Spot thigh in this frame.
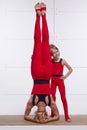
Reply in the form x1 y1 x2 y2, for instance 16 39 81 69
58 80 66 97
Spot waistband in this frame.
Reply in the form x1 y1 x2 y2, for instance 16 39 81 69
52 74 62 77
34 79 49 84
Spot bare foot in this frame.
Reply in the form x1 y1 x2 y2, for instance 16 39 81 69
66 117 72 122
41 2 46 16
35 3 41 16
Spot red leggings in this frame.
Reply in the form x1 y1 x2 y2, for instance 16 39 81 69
31 15 52 94
51 77 69 120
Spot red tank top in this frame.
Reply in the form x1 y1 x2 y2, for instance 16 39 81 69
52 58 64 75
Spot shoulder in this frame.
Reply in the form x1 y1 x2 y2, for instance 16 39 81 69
60 58 66 65
59 58 63 63
59 58 65 64
62 59 71 66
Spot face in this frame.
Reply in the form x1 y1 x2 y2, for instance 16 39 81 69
51 48 60 60
37 102 46 112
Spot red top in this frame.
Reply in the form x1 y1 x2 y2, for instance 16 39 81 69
52 58 64 75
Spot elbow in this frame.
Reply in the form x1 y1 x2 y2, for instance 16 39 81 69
70 68 73 73
57 115 60 120
24 115 29 121
54 115 60 121
54 114 60 120
24 115 27 120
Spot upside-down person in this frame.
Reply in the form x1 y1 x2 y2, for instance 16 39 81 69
24 3 59 123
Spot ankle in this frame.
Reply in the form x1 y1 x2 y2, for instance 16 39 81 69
35 3 41 16
41 3 46 16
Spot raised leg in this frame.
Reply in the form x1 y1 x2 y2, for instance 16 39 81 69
41 4 52 79
31 13 42 79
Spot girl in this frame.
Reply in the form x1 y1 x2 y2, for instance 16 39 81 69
50 44 73 122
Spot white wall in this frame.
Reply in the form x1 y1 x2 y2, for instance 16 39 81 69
0 0 87 115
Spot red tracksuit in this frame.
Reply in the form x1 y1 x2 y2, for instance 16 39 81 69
31 14 52 94
51 58 69 120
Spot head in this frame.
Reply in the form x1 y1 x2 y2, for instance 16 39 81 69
34 102 48 122
34 110 48 122
50 44 60 61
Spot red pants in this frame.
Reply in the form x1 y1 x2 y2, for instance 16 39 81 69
51 77 69 120
31 15 52 94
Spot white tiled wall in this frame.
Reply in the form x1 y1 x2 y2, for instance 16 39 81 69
0 0 87 115
55 0 87 115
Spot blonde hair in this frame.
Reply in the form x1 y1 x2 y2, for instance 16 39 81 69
50 44 59 51
34 111 48 121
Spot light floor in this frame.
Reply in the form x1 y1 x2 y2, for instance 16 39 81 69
0 115 87 125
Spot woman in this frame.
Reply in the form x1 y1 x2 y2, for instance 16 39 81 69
24 3 59 123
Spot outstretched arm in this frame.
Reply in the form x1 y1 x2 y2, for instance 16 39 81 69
60 59 73 80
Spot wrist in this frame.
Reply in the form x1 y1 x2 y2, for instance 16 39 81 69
64 75 67 79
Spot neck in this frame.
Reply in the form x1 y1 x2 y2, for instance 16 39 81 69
54 57 60 62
